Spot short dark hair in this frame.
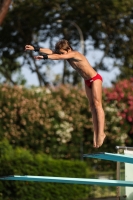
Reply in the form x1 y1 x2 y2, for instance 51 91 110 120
54 39 73 53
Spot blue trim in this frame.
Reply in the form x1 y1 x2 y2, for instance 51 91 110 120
83 152 133 163
0 175 133 187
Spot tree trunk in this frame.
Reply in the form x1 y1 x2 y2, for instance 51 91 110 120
0 0 11 25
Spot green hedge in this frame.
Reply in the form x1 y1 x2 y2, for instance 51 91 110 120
0 140 89 200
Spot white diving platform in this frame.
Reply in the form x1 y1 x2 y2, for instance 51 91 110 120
83 152 133 164
0 175 133 187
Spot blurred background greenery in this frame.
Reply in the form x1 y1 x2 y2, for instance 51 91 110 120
0 0 133 199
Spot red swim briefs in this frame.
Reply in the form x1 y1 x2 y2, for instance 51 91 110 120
85 73 103 88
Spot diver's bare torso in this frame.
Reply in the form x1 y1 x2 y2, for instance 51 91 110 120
67 52 97 80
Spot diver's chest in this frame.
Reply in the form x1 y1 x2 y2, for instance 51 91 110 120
68 59 78 69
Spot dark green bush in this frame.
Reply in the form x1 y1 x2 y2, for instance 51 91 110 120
0 140 89 200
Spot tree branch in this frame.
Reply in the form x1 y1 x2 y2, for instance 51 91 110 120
0 0 11 25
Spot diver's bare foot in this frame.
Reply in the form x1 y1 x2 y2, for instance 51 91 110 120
96 134 106 148
93 132 97 148
93 141 96 148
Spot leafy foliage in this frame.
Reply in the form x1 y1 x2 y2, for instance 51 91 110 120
104 78 133 146
0 84 92 158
